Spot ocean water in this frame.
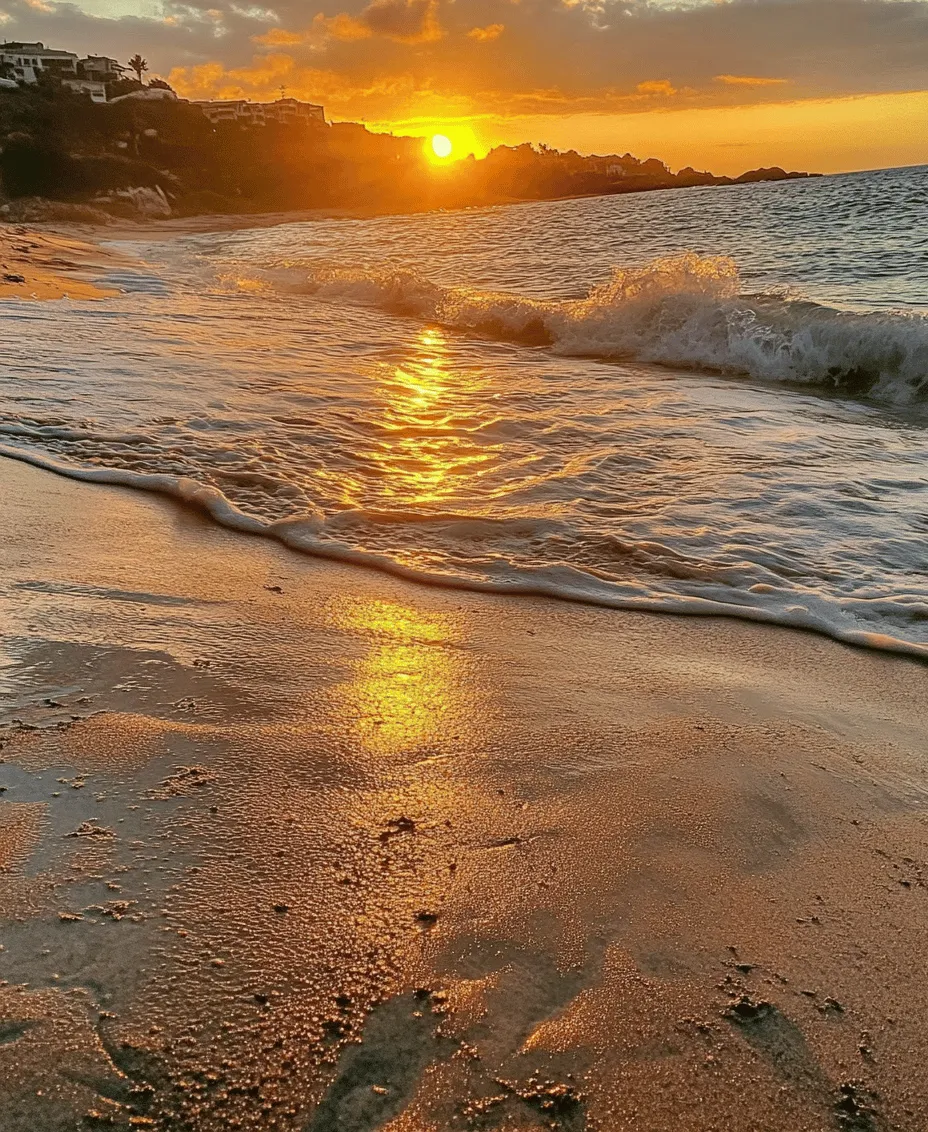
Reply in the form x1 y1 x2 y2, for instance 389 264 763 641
2 164 928 657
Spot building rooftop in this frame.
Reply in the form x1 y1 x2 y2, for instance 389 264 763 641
1 41 78 57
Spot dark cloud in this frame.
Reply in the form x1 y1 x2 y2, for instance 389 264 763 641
360 0 441 42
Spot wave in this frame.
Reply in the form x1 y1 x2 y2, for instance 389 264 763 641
3 440 926 663
274 253 928 404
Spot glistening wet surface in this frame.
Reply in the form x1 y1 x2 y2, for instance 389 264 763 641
2 167 928 657
2 463 928 1130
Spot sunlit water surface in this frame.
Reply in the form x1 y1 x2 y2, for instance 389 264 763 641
2 165 927 656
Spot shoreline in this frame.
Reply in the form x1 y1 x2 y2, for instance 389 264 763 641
3 440 926 666
0 222 124 300
2 168 833 245
2 456 928 1129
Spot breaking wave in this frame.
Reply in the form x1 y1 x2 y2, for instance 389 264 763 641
277 253 928 404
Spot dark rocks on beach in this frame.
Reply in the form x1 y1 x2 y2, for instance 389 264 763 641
380 815 416 842
2 273 26 283
67 820 115 839
464 1073 586 1129
820 997 846 1016
321 1017 351 1039
834 1082 882 1131
726 994 773 1024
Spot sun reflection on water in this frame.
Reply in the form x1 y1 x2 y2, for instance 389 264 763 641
342 327 500 511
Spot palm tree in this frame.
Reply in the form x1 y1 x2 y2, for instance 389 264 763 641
127 54 148 84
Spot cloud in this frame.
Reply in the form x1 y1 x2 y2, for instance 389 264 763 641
253 26 305 44
468 22 504 41
312 11 373 40
359 0 442 42
257 0 443 47
636 79 676 95
715 73 788 86
1 0 927 125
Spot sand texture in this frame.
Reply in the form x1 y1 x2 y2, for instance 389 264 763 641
1 456 927 1131
0 225 118 300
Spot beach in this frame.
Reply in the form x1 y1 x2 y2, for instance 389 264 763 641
2 171 928 1130
0 224 122 301
2 454 928 1130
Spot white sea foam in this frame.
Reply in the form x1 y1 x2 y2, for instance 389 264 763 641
287 254 928 404
3 440 927 662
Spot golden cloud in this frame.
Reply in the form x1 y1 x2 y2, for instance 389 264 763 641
313 11 374 40
265 0 443 48
468 23 505 41
636 79 676 96
168 53 439 115
253 27 306 45
714 74 788 86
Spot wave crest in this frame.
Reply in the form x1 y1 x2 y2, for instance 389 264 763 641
279 253 928 404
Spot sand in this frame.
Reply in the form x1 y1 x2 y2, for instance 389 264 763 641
0 224 120 300
1 456 928 1131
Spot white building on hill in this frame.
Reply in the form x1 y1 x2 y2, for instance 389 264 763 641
0 42 124 97
79 55 123 81
193 97 325 126
62 79 108 103
1 42 78 83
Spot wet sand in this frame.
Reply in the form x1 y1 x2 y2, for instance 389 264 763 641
0 225 120 300
1 455 928 1131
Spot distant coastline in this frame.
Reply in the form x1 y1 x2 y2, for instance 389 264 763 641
0 76 819 225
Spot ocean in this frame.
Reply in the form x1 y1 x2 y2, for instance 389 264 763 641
2 164 927 657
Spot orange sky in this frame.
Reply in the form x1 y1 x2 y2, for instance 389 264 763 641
6 0 928 174
347 90 928 175
166 56 928 175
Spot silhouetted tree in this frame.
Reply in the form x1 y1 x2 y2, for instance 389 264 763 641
127 55 148 84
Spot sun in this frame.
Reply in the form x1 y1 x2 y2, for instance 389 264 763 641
431 134 453 160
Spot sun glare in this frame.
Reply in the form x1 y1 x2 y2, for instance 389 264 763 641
431 134 453 159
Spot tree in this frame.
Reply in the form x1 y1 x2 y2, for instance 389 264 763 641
127 55 148 84
148 78 174 91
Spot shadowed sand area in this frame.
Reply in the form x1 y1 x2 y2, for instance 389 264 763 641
1 455 928 1131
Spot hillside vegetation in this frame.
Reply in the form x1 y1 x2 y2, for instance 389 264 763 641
0 81 817 219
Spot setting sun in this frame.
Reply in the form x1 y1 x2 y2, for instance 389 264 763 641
430 134 453 160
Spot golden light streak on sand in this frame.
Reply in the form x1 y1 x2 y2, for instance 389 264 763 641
333 595 467 757
3 459 928 1128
